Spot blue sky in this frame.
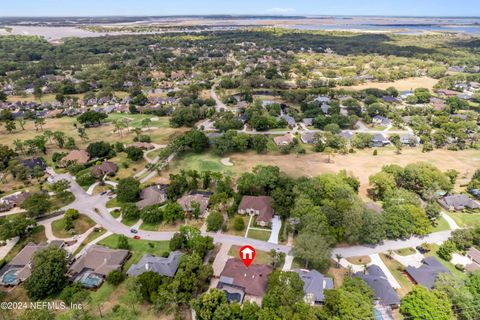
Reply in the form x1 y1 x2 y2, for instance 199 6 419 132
2 0 480 17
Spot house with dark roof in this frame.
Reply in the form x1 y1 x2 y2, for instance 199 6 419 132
302 118 313 126
136 184 168 209
372 134 390 147
300 132 319 144
294 269 333 305
355 265 400 308
91 161 118 178
217 258 272 304
127 251 182 277
372 116 392 127
238 196 274 227
19 158 46 171
400 133 420 146
438 194 480 211
338 131 353 141
466 247 480 272
177 191 211 217
405 257 450 289
0 192 30 212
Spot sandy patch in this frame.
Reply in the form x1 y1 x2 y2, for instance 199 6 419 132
150 117 159 121
221 157 234 166
339 77 438 91
450 253 472 266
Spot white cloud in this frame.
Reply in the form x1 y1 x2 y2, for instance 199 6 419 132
266 7 295 14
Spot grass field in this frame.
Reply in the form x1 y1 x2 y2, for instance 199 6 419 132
106 113 170 128
433 216 451 232
346 255 371 265
228 245 282 268
97 234 170 270
140 219 204 232
224 215 249 237
448 211 480 227
247 229 271 241
165 149 480 198
51 214 96 238
379 253 414 297
395 247 416 256
338 76 438 91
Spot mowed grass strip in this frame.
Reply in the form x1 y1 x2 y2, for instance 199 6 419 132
51 214 96 238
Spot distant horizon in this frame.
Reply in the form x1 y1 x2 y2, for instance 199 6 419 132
3 0 480 18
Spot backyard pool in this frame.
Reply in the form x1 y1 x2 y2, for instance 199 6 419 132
1 268 19 285
78 271 103 288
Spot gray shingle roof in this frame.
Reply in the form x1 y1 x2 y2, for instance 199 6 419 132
405 256 450 289
127 251 182 277
294 269 333 303
355 265 400 307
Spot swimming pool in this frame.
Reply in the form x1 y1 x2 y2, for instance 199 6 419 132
78 272 103 288
1 268 19 285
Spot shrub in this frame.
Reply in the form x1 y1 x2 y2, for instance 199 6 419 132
207 211 224 231
75 172 95 186
232 215 245 231
106 270 126 285
437 240 457 261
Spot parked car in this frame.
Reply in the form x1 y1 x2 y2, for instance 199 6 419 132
100 191 107 196
130 228 138 234
133 235 141 240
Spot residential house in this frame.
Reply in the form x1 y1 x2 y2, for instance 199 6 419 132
127 251 182 277
276 114 296 127
383 96 401 104
372 116 392 127
405 257 450 289
400 133 420 146
436 89 459 97
338 131 353 141
273 134 294 146
294 269 333 305
0 242 50 286
238 196 274 227
320 103 331 114
136 184 169 209
466 247 480 272
355 265 400 308
176 191 211 217
45 109 64 118
438 194 480 211
314 95 330 104
302 118 313 126
68 245 129 288
372 134 390 147
217 258 273 304
430 97 446 111
60 150 90 167
0 191 30 212
300 132 319 144
19 158 46 172
91 161 118 178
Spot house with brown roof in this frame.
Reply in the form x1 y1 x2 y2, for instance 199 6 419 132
238 196 274 227
273 134 294 146
217 258 272 304
0 191 30 212
0 242 50 286
136 184 169 209
177 191 211 217
68 245 129 288
91 161 118 178
60 150 90 167
466 247 480 272
45 109 64 118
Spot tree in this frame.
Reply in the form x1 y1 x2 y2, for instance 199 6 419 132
50 179 71 201
5 120 16 133
53 131 66 148
77 111 107 127
163 202 185 223
140 205 163 224
438 240 457 261
77 127 89 143
369 171 396 200
125 146 144 161
121 203 140 221
87 141 114 158
106 270 126 286
24 246 68 300
0 215 35 241
34 118 45 131
206 211 224 231
192 288 229 320
292 231 331 270
0 144 16 170
141 118 152 131
117 235 130 250
21 193 51 217
116 177 140 203
400 286 454 320
232 215 245 231
250 134 269 153
263 271 305 310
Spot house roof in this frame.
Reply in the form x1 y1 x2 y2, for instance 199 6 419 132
405 256 450 289
136 185 168 209
300 132 318 144
91 161 118 178
69 245 129 277
238 196 274 224
273 134 294 146
127 251 182 277
177 192 211 215
9 242 49 267
20 158 46 171
355 265 400 306
61 150 90 165
220 258 272 297
294 269 333 303
439 194 480 210
467 247 480 264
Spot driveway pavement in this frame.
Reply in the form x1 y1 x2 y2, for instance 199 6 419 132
392 249 424 268
369 253 401 289
268 216 281 244
212 243 232 277
441 212 460 230
0 237 19 260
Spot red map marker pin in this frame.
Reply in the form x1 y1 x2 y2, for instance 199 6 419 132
239 245 256 268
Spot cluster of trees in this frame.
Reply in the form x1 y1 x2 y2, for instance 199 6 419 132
244 103 289 131
211 130 269 156
438 227 480 262
0 214 35 241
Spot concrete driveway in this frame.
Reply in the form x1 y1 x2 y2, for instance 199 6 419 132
393 249 424 268
0 237 19 260
268 216 281 244
369 253 401 289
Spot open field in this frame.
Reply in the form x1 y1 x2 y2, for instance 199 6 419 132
338 76 438 91
448 211 480 228
165 149 480 198
51 214 96 238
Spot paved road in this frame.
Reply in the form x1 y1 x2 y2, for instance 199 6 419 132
211 82 227 112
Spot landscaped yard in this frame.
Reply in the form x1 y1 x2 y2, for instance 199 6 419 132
395 247 417 256
73 227 108 256
379 253 414 297
224 215 249 237
51 214 96 238
425 244 466 280
346 255 371 265
139 219 203 232
106 113 170 128
97 234 170 270
228 245 282 269
168 152 236 176
247 229 271 241
448 211 480 227
433 216 451 232
3 226 47 263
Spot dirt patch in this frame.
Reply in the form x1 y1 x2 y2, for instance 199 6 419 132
220 157 234 166
339 76 438 91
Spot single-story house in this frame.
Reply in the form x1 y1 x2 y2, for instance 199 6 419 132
302 118 313 126
19 158 46 171
294 269 333 305
372 116 392 127
400 133 420 145
372 134 390 147
465 247 480 272
273 134 294 146
91 161 118 178
301 132 319 144
314 95 330 104
355 265 400 308
438 194 480 211
45 109 64 118
338 131 353 141
0 191 30 212
405 256 450 290
217 258 273 304
128 142 155 150
127 251 182 277
0 242 50 286
383 96 401 104
276 114 296 127
68 245 129 288
60 150 90 167
238 195 274 227
436 89 459 97
176 191 211 217
136 184 169 209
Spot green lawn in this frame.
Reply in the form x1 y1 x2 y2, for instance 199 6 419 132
73 227 108 256
121 217 139 227
447 211 480 228
224 215 249 237
106 113 170 128
169 152 236 176
379 253 413 297
51 214 96 238
106 198 120 208
432 216 451 232
97 234 170 270
395 247 416 256
228 245 282 268
426 244 466 280
247 229 271 241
